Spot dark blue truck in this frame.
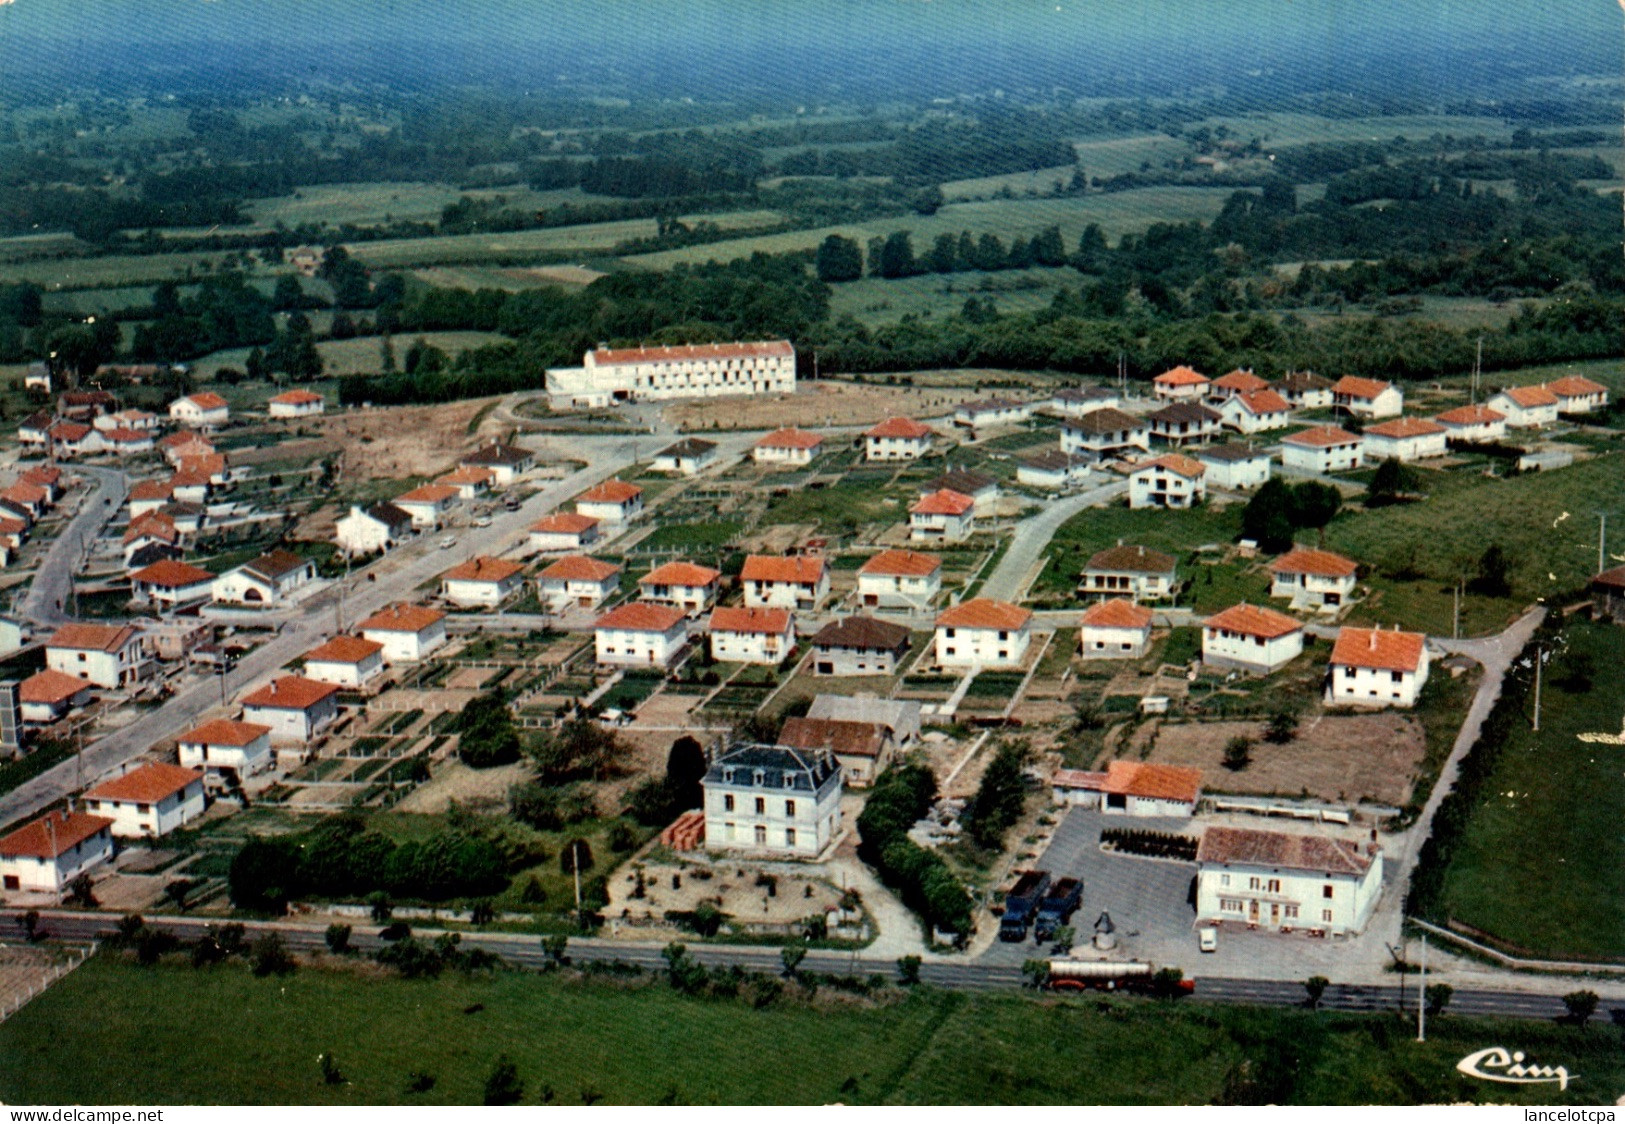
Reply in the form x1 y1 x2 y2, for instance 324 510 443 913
1033 876 1083 943
998 870 1052 942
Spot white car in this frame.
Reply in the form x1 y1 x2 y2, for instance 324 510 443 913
1198 926 1217 953
472 514 492 527
439 535 457 549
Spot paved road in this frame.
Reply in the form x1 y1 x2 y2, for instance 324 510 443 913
19 465 128 629
977 478 1127 603
11 908 1619 1020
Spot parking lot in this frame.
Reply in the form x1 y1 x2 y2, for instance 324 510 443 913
978 807 1388 983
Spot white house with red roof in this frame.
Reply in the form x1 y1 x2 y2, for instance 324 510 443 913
1196 825 1382 935
1128 454 1207 510
1433 405 1507 443
546 340 795 407
537 556 621 610
709 606 795 665
302 635 387 690
752 427 825 466
594 602 689 668
575 480 644 523
639 561 722 614
908 488 975 542
1207 369 1271 402
242 676 341 743
1051 760 1203 818
0 809 115 895
1332 376 1403 419
434 465 496 501
1546 375 1608 416
359 604 448 663
394 484 459 530
130 559 216 608
1151 365 1210 402
84 762 206 839
1218 389 1293 434
1077 598 1154 658
18 669 94 724
1362 416 1448 463
1328 625 1430 708
177 718 274 779
529 512 601 553
168 391 230 429
857 549 942 610
1281 425 1364 474
440 556 525 608
1268 547 1359 609
1486 384 1560 428
268 389 325 418
1201 603 1304 674
47 623 147 689
935 599 1032 669
742 555 830 610
864 417 934 461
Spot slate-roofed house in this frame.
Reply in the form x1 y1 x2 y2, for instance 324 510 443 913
1060 407 1150 459
211 549 317 606
459 441 534 485
1148 402 1222 447
335 502 414 557
702 744 843 857
1196 443 1272 490
653 438 720 476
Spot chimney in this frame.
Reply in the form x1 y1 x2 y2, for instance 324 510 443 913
270 680 278 696
1369 631 1377 651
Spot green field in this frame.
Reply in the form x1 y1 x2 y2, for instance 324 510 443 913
625 188 1236 270
187 331 510 380
1039 502 1244 601
244 183 595 229
830 267 1080 326
2 955 1621 1106
0 248 259 290
348 209 783 269
1434 619 1625 959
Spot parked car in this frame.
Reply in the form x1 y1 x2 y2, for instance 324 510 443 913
1198 926 1217 953
439 534 457 549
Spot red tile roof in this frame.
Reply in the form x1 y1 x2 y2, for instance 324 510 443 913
595 602 688 632
242 675 340 711
396 484 459 505
1204 603 1302 639
304 635 385 665
180 718 272 747
86 762 202 804
122 512 178 546
436 466 496 487
1104 760 1202 803
1366 416 1446 439
709 606 792 634
532 512 599 535
1233 389 1291 415
1212 370 1270 394
1546 375 1607 397
539 556 621 583
50 422 92 442
910 488 976 517
755 427 825 450
1330 626 1426 672
271 389 323 405
1434 405 1505 426
441 556 524 583
1269 548 1358 578
1079 598 1153 630
865 416 933 440
1333 375 1393 400
0 810 113 860
1134 454 1206 479
778 716 890 759
177 453 228 479
1283 425 1361 448
20 465 61 486
1499 384 1558 408
1197 825 1373 875
641 561 721 587
1154 365 1209 387
130 559 214 588
129 480 174 502
2 483 46 506
1594 565 1625 590
49 623 139 653
936 598 1032 630
19 669 93 706
577 480 643 504
183 392 229 410
742 555 826 585
859 549 943 578
592 340 793 365
359 603 447 633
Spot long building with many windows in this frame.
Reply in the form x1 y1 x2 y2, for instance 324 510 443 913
546 341 795 407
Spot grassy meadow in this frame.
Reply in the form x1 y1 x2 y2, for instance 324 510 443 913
1 955 1622 1106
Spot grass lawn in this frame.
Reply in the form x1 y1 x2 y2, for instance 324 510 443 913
1434 619 1625 960
3 956 1622 1106
1037 502 1243 602
188 331 511 380
760 479 912 535
638 521 742 551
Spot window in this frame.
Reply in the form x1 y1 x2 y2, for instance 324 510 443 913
1220 874 1230 887
1322 909 1334 923
1323 884 1334 899
1391 671 1404 684
754 825 767 845
785 828 797 846
785 800 796 817
754 797 765 815
1266 879 1281 894
1220 898 1243 913
1284 904 1299 920
1247 876 1261 891
723 794 734 812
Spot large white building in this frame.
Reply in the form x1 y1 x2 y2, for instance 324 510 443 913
546 341 795 407
83 763 207 839
1196 825 1383 936
1328 626 1430 708
702 744 843 858
935 599 1032 669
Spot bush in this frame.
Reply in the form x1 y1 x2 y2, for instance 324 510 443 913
963 741 1030 851
858 761 973 936
325 923 352 954
250 933 296 977
484 1055 525 1106
1223 736 1253 771
1100 827 1199 860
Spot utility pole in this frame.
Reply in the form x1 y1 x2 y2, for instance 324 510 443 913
1470 337 1482 405
1532 644 1544 732
1452 581 1460 641
1599 511 1607 576
1417 932 1427 1042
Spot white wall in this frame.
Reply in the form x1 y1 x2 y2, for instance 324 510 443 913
1197 852 1383 935
936 625 1030 669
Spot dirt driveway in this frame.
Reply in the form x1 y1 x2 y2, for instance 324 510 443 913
666 382 987 431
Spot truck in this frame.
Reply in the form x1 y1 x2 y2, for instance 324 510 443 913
998 870 1051 942
1045 959 1195 996
1032 876 1083 944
